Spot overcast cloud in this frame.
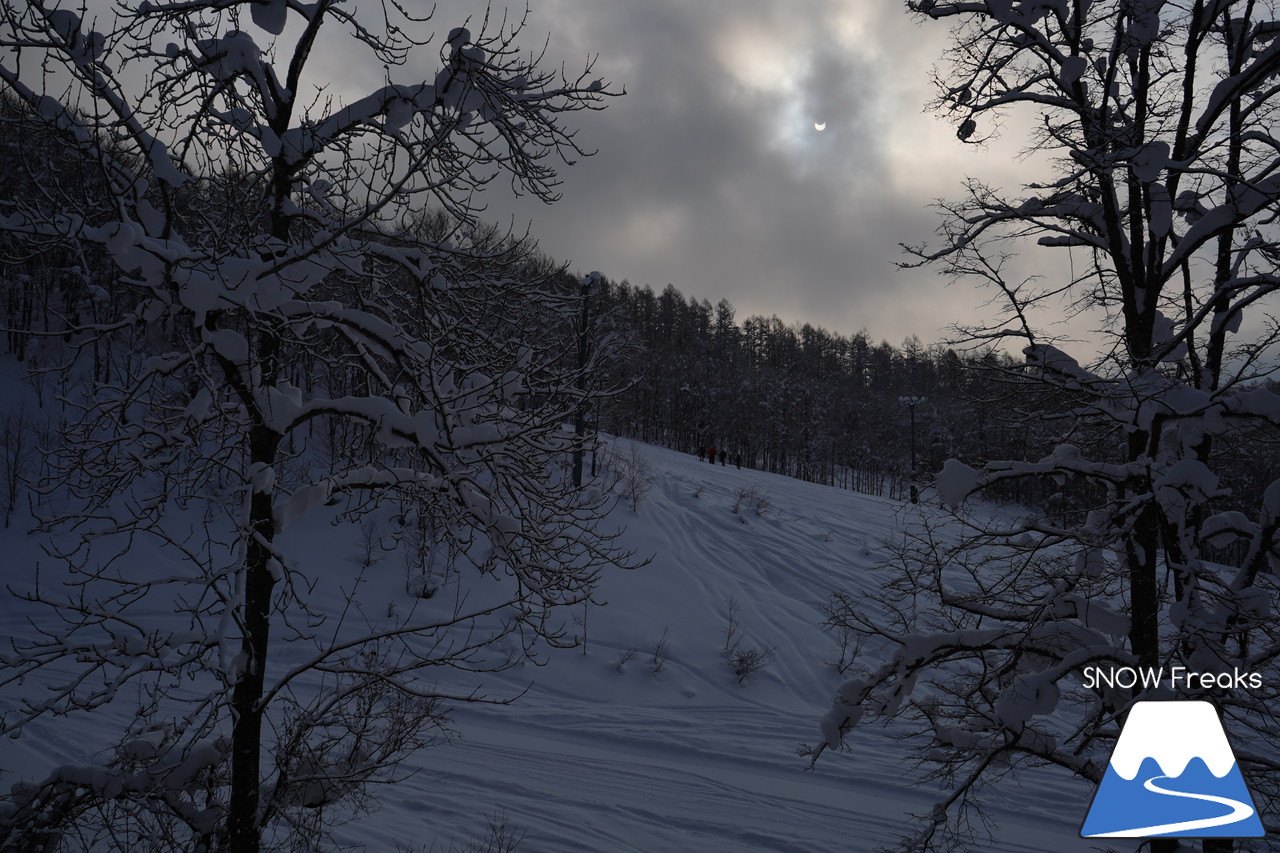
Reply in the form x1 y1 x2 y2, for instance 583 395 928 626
335 1 1044 348
423 0 1032 348
60 0 1060 349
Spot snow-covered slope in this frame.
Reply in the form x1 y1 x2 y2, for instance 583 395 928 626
0 434 1100 851
325 437 1097 852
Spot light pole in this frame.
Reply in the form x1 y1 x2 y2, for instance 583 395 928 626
898 395 926 503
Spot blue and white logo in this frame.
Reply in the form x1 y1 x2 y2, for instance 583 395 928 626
1081 701 1264 839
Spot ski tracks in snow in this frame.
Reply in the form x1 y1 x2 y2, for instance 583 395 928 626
390 713 900 853
354 703 1088 853
347 442 1095 852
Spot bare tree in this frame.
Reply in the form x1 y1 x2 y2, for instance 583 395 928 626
607 442 654 511
0 403 41 527
817 2 1280 851
0 3 627 851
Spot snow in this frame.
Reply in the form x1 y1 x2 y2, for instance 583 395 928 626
0 428 1098 852
994 673 1060 731
937 457 981 505
819 678 866 749
988 0 1016 24
1023 342 1099 390
1127 0 1165 46
1154 458 1223 515
1058 55 1087 87
249 0 289 36
1201 511 1255 546
194 31 266 85
204 327 250 364
1122 142 1170 184
1151 310 1187 361
1148 183 1172 238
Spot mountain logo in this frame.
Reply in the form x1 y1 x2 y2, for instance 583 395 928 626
1080 700 1265 839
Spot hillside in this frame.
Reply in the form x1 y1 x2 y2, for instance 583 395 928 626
0 433 1092 853
333 437 1099 851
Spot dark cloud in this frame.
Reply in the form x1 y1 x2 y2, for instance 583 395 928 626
409 2 997 345
66 0 1052 350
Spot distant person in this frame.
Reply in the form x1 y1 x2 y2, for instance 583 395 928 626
698 446 706 462
720 448 727 466
708 447 716 465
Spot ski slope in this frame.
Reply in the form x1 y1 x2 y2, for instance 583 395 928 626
0 434 1101 851
326 438 1098 852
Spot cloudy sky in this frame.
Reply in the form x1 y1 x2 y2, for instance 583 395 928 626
338 1 1046 348
62 0 1075 351
443 0 1049 349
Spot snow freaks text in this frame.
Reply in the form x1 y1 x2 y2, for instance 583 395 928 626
1081 666 1264 691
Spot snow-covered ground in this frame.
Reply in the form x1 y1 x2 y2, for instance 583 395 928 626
330 438 1098 851
1 433 1103 851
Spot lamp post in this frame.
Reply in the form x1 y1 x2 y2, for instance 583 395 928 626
898 395 926 503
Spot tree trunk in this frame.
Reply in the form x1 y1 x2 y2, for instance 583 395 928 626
1127 431 1162 670
226 422 281 853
